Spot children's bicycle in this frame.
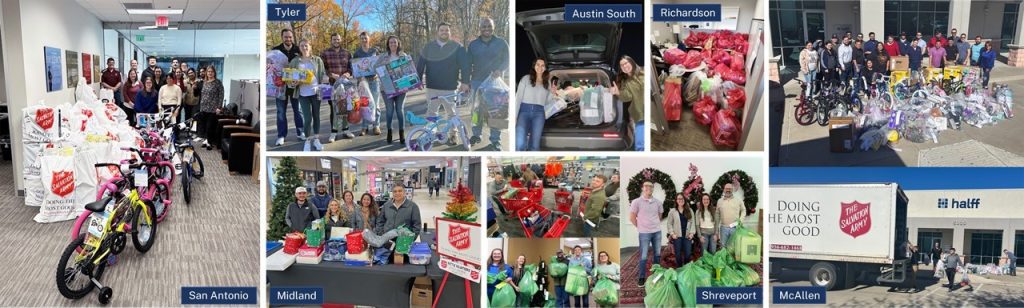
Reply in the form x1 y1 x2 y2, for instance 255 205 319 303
172 114 205 205
405 92 471 151
57 162 158 305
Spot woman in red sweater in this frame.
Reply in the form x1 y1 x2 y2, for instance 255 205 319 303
883 35 902 56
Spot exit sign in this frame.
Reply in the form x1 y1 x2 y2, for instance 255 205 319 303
135 35 144 42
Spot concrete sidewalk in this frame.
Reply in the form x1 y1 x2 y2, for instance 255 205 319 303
775 62 1024 166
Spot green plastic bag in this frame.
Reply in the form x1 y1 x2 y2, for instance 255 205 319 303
644 265 683 307
490 282 516 308
550 256 568 278
714 263 744 287
732 263 761 286
593 277 619 306
676 262 714 308
708 248 735 280
518 264 540 297
488 270 508 285
727 221 763 264
565 265 590 296
394 225 416 254
543 299 557 307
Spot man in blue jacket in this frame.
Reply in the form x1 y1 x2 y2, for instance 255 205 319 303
418 22 470 118
467 18 509 151
908 39 924 73
898 32 913 56
309 181 331 217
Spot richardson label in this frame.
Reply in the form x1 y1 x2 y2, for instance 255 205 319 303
52 170 75 197
839 201 871 238
448 224 470 250
36 109 55 129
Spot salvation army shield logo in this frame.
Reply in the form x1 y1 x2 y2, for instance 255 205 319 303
448 225 471 250
839 201 871 238
470 269 480 281
51 170 75 198
36 109 54 129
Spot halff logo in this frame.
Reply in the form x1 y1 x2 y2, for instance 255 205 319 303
937 198 980 209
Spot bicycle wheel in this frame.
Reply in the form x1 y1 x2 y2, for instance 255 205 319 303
456 122 471 151
794 101 815 126
190 150 205 179
154 183 171 222
131 202 157 253
815 97 830 126
182 165 192 206
405 127 435 151
56 234 104 299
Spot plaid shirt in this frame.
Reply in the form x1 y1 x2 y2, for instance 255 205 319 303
320 47 352 84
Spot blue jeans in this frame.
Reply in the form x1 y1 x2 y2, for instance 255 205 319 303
298 95 321 137
515 104 545 151
471 80 503 147
635 121 645 151
982 67 992 87
673 236 692 267
367 78 382 129
804 70 817 97
720 226 737 250
382 93 406 132
276 96 304 138
573 294 589 308
582 221 593 237
840 62 854 82
702 232 717 254
638 231 662 280
555 285 569 307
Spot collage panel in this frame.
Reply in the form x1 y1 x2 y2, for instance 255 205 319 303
264 155 482 307
514 0 645 152
0 0 262 306
767 0 1024 167
265 0 511 152
650 0 768 151
620 155 765 306
486 156 621 238
487 237 623 307
769 167 1024 306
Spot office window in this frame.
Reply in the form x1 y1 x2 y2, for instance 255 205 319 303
882 1 950 37
1016 232 1024 266
769 0 826 68
970 231 1003 265
917 231 943 263
1002 3 1020 50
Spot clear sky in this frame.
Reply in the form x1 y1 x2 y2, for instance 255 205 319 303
770 168 1024 190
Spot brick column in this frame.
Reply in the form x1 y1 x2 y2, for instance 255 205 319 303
1009 44 1024 67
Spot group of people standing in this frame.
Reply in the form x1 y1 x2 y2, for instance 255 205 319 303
104 56 225 147
272 17 508 151
799 28 1000 97
628 182 746 287
488 246 620 308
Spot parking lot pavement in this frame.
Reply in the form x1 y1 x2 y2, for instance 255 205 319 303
774 62 1024 167
770 266 1024 307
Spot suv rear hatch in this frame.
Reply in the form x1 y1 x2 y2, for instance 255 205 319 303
517 8 628 150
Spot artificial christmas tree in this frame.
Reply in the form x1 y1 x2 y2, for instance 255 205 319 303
442 181 478 222
268 156 304 241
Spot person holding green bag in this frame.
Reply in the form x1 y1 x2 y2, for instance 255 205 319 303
510 255 532 306
568 245 593 307
593 251 620 307
488 249 517 298
551 250 570 307
715 184 747 250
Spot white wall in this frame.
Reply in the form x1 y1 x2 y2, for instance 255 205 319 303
619 156 764 248
222 53 260 101
825 1 859 38
650 0 759 43
3 0 104 191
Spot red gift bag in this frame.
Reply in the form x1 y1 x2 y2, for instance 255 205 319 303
284 232 305 254
711 109 741 149
662 78 683 121
726 87 746 110
346 230 365 254
693 95 718 126
663 48 688 66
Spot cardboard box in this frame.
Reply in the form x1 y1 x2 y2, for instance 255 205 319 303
828 117 855 153
395 254 406 264
410 276 433 307
891 56 909 71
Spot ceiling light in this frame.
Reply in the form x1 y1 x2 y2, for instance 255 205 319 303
127 9 183 15
139 25 158 30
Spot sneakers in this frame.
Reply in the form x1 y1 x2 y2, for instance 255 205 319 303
328 133 337 142
343 132 356 139
373 127 382 135
298 133 307 141
469 136 481 145
360 128 368 136
312 139 323 151
637 279 644 287
275 137 284 146
303 140 312 151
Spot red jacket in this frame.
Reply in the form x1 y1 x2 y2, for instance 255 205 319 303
929 37 948 49
883 42 902 57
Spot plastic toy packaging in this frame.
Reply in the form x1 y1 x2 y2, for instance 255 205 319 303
668 64 688 77
684 71 707 104
711 109 741 149
357 80 377 123
663 78 683 121
475 75 510 127
322 240 346 261
858 128 887 151
643 265 683 307
693 96 717 126
995 84 1014 118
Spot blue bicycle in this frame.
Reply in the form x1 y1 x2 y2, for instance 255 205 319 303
405 92 471 151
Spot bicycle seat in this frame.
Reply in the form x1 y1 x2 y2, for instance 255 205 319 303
426 116 442 122
86 196 113 212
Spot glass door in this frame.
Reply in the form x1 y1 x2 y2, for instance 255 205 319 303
804 11 826 46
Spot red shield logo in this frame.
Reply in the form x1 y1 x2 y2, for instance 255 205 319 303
448 225 471 250
36 109 54 129
470 269 480 281
51 170 75 198
839 201 871 238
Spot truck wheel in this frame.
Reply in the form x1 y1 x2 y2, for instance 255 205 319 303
809 262 839 290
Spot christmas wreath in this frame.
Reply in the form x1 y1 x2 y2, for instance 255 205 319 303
709 170 759 214
627 168 677 219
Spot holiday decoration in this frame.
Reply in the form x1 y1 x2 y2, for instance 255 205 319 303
680 163 706 211
443 183 478 222
709 170 759 214
627 168 677 219
268 157 303 241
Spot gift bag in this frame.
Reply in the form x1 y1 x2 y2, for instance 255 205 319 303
663 48 688 65
711 109 741 149
580 87 604 125
593 277 619 306
676 262 714 308
357 80 377 123
36 149 83 223
732 263 761 286
684 71 707 104
477 76 510 128
663 78 683 121
98 88 114 102
490 282 516 308
693 96 718 126
727 221 762 264
518 264 540 298
726 87 746 110
549 256 568 278
644 265 683 307
565 265 590 296
346 230 366 254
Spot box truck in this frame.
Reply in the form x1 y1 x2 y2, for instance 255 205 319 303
769 183 909 290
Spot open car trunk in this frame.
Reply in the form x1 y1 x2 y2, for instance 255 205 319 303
544 68 619 131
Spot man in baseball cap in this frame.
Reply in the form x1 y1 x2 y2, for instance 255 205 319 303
286 186 320 232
